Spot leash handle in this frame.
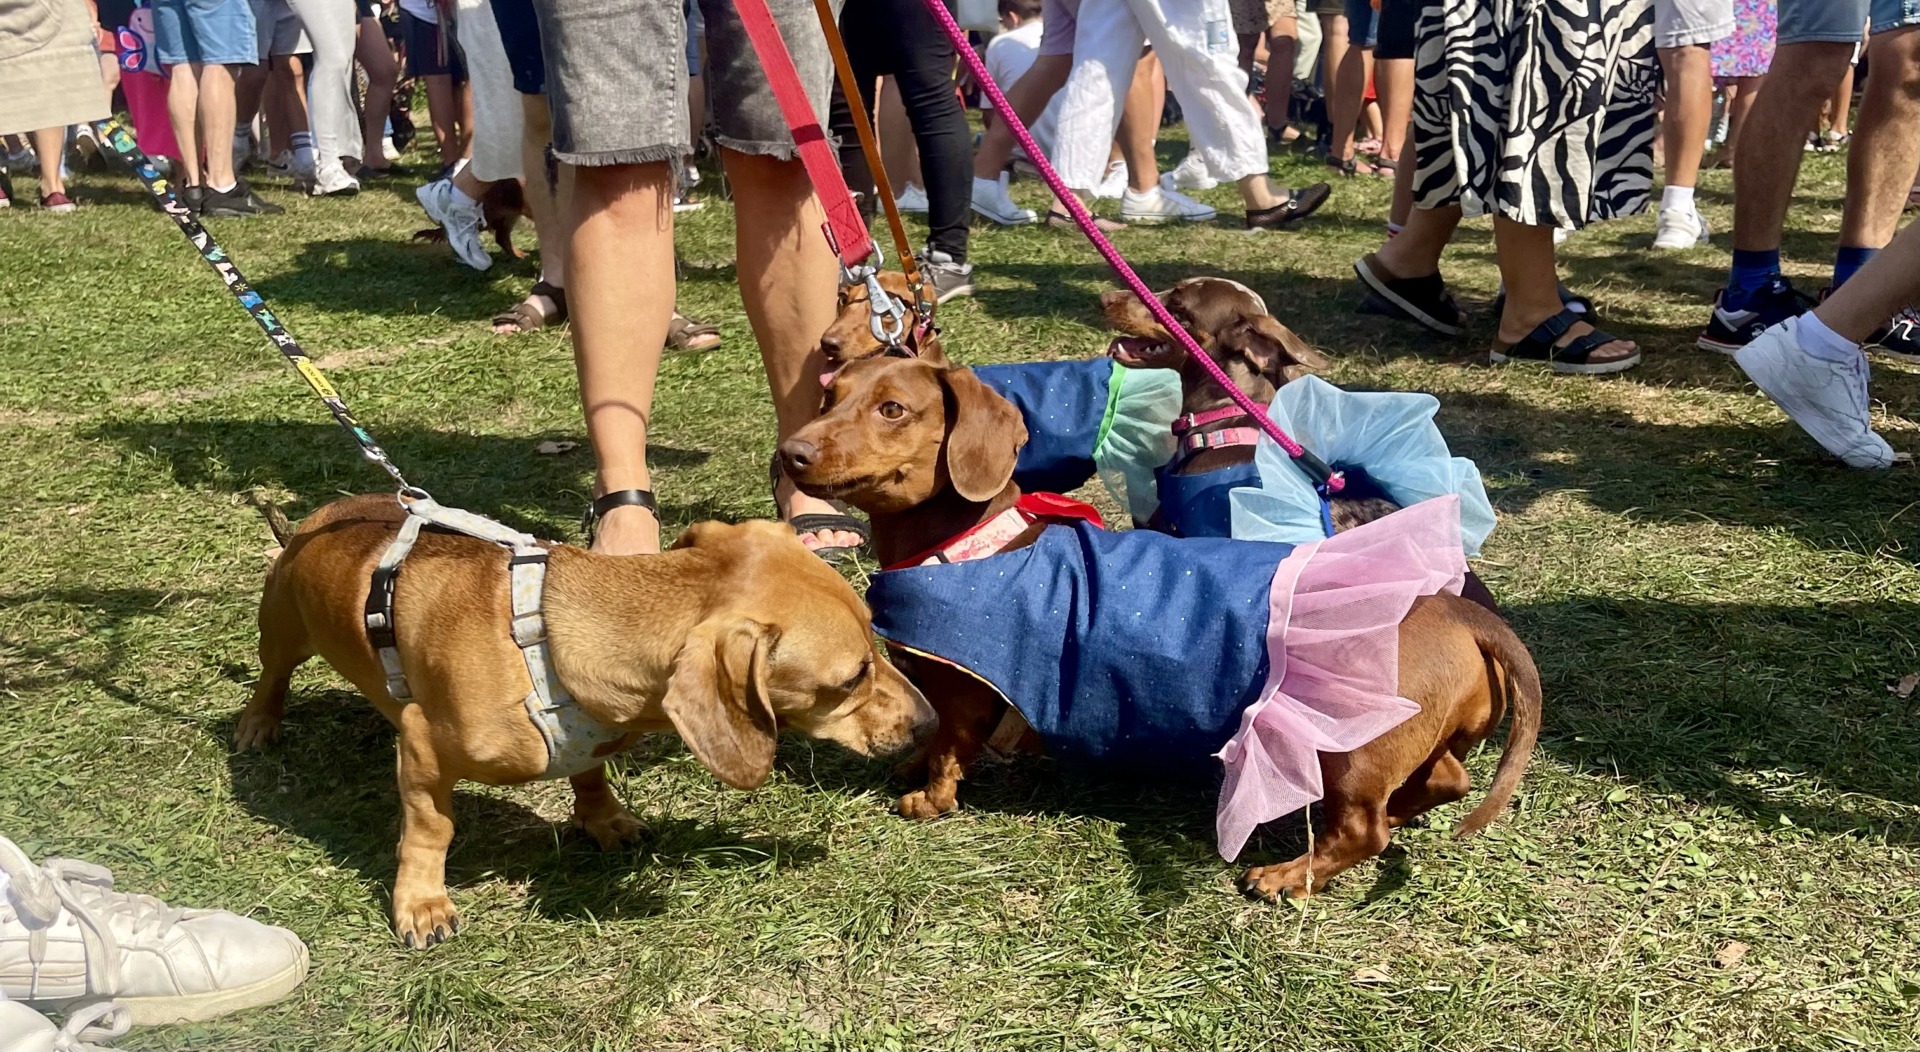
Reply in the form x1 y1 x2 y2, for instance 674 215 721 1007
732 0 874 270
808 0 934 326
90 118 415 494
913 0 1343 494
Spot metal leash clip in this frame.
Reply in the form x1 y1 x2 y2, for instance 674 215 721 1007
825 223 910 350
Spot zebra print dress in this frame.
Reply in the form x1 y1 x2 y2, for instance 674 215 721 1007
1409 0 1658 229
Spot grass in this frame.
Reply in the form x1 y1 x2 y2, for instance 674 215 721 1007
1 130 1916 1050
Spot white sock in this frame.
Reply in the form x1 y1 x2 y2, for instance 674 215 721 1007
1796 311 1864 364
208 180 237 193
290 132 314 170
1661 184 1695 214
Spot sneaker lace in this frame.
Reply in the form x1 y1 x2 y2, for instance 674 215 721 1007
43 860 188 940
55 1001 131 1051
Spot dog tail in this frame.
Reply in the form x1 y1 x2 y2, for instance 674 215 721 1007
1452 600 1542 839
249 491 296 546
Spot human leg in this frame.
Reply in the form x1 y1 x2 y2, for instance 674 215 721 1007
30 128 69 203
356 15 398 165
1492 217 1640 372
1834 26 1920 278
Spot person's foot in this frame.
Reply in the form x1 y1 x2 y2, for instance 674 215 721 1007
0 836 309 1025
199 180 283 217
415 179 491 271
777 482 867 554
307 165 360 198
1160 153 1218 192
1353 253 1465 336
1865 306 1920 365
38 192 75 214
1119 185 1216 224
922 247 974 303
178 184 203 216
1651 206 1710 250
492 280 567 334
1245 183 1332 231
1493 307 1640 374
970 174 1037 226
1735 316 1895 468
1699 276 1814 354
894 182 929 214
0 999 129 1052
588 503 661 555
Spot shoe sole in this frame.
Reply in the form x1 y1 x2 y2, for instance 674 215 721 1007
1866 347 1920 366
54 945 309 1026
1352 258 1462 337
1696 333 1743 355
935 282 975 304
1119 211 1217 225
1490 349 1643 374
969 206 1036 226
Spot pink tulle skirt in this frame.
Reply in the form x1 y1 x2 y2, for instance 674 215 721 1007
1214 495 1469 861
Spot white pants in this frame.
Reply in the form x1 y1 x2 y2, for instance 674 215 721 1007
1051 0 1267 190
280 0 358 173
454 0 525 182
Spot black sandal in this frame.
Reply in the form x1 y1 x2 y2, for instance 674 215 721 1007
769 454 869 562
1491 308 1641 375
1353 253 1465 336
493 280 568 334
582 489 657 544
1492 282 1594 321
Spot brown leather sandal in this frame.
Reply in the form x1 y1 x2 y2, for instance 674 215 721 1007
491 281 567 334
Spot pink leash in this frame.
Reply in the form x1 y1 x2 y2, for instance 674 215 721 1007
915 0 1344 494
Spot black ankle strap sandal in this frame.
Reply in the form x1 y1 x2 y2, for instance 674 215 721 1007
582 488 657 542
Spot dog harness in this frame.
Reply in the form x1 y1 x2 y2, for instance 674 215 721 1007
365 495 623 780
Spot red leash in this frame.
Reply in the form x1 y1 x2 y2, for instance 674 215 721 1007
911 0 1344 494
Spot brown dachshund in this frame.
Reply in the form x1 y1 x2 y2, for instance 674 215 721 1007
239 495 935 946
413 179 530 257
779 358 1540 899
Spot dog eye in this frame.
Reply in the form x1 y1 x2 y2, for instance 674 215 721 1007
837 660 870 692
878 401 906 420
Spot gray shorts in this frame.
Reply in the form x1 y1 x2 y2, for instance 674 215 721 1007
1039 0 1080 56
1777 0 1919 43
250 0 309 56
534 0 840 166
1653 0 1732 48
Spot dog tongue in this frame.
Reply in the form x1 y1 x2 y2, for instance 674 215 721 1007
819 368 841 388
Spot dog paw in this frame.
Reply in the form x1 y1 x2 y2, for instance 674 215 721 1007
392 893 463 950
232 710 282 751
576 807 644 851
1242 862 1311 902
897 788 955 821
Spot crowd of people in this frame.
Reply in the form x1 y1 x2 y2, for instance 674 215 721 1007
4 0 1912 559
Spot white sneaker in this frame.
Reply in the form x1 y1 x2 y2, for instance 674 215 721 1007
1119 185 1216 224
381 137 401 163
0 838 309 1026
970 174 1037 225
894 182 929 214
308 164 360 197
922 246 974 303
1093 159 1128 201
1651 206 1709 250
0 1000 129 1052
1160 152 1218 192
1735 317 1895 469
415 179 492 271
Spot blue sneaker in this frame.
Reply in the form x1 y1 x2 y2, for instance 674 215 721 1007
1698 276 1815 354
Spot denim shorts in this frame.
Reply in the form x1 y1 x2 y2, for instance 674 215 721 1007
533 0 841 165
1343 0 1377 47
152 0 258 65
1777 0 1918 43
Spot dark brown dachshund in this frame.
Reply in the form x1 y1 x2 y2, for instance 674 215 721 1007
779 357 1541 898
414 179 530 258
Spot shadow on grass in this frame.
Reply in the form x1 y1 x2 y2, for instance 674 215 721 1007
84 420 715 539
216 699 824 925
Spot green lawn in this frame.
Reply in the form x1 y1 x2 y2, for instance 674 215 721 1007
0 136 1915 1050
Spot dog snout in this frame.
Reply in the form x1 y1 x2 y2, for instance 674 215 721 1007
818 332 843 362
778 437 821 476
1099 289 1136 310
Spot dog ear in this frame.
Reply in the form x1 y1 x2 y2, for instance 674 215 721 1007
938 367 1028 502
661 619 779 790
1232 315 1331 383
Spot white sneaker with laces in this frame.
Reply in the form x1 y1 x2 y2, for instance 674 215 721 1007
0 999 129 1052
415 179 492 271
1160 152 1218 192
1735 317 1895 469
1093 159 1128 200
1119 185 1216 224
970 174 1037 225
0 837 309 1026
308 164 359 198
1651 206 1709 250
894 183 929 213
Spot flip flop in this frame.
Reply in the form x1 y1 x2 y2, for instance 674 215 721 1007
769 454 869 562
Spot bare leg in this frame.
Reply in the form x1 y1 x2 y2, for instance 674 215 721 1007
1119 52 1162 191
1265 16 1299 140
356 15 399 164
424 73 458 166
1493 217 1636 360
566 161 674 556
1731 42 1854 253
972 53 1071 178
1372 202 1462 278
455 79 474 159
1814 214 1920 342
723 148 863 552
167 63 203 186
1377 53 1412 171
1837 27 1920 254
1722 75 1761 160
878 76 922 194
199 63 241 188
497 93 572 333
1824 56 1856 138
1659 43 1712 192
30 128 66 198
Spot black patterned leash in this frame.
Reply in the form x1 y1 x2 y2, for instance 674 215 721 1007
91 117 421 496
